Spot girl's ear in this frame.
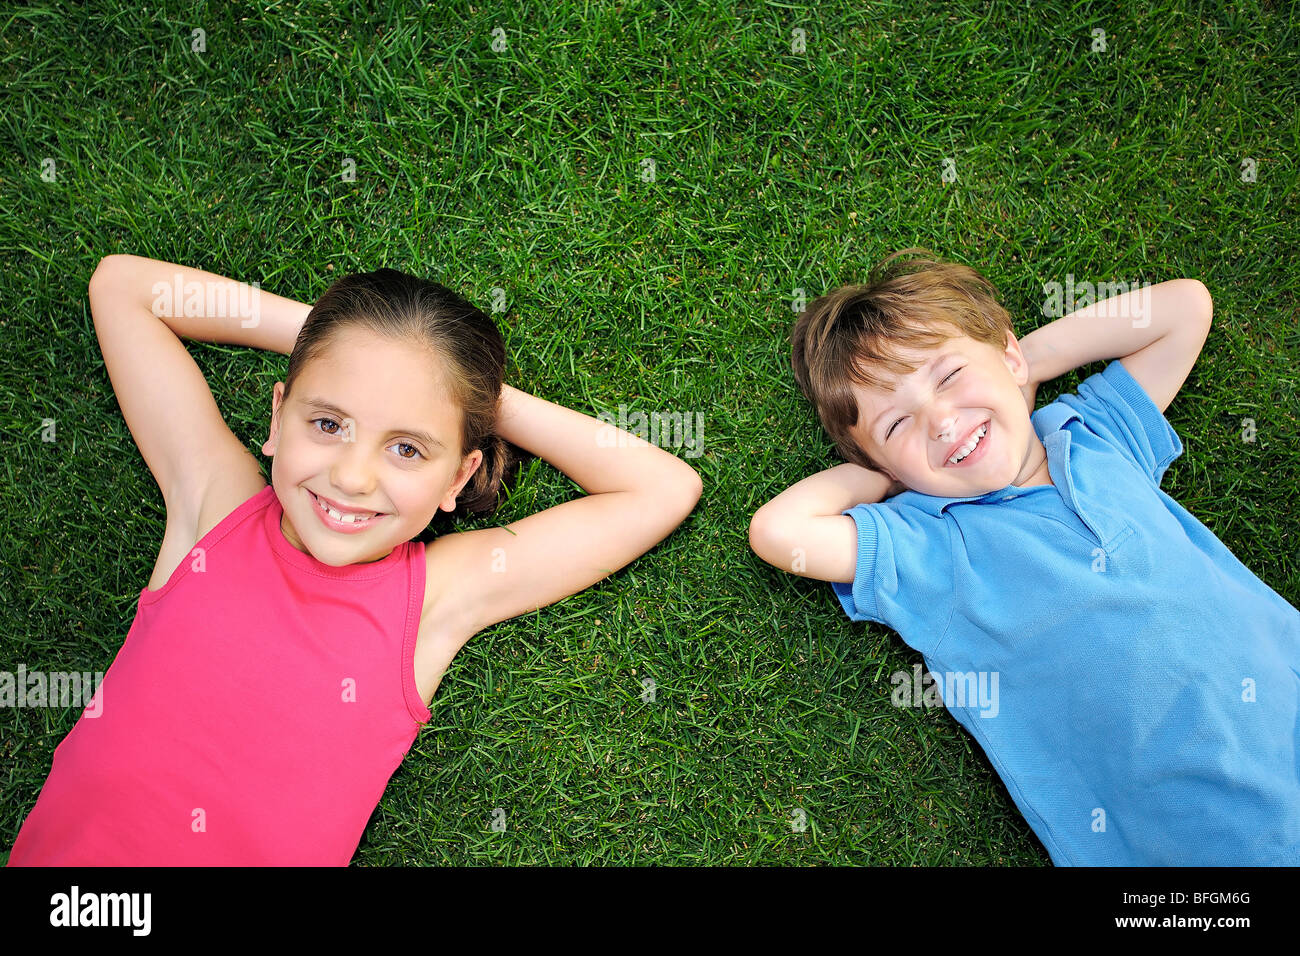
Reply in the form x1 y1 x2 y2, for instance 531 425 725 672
438 448 485 512
262 382 286 456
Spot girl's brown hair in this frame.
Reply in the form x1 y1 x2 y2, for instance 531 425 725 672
790 248 1013 472
282 269 515 520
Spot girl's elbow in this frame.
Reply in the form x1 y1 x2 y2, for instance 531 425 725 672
633 463 701 530
89 255 123 294
681 466 703 508
665 466 703 522
659 454 701 500
1182 279 1213 330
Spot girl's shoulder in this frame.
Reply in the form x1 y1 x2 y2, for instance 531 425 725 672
418 533 481 646
194 471 268 544
147 466 266 592
414 534 490 705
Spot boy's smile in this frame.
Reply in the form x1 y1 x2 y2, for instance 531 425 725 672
849 329 1052 497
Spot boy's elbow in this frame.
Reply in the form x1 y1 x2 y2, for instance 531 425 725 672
747 516 767 562
748 506 779 565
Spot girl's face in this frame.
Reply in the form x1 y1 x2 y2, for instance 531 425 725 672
849 329 1045 498
261 327 484 566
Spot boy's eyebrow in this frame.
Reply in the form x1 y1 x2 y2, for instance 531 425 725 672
869 350 960 435
300 396 446 450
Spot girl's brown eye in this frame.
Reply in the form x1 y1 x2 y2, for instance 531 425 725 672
313 418 424 460
395 443 422 460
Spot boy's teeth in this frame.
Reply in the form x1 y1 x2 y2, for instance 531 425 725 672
948 424 987 464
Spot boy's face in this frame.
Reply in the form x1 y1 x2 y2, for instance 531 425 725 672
848 329 1045 498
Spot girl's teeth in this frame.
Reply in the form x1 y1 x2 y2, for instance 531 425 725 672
315 493 374 522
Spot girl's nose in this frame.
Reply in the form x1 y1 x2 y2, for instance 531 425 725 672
331 442 378 495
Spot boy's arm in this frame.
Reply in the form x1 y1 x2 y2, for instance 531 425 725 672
749 463 901 582
1017 279 1213 414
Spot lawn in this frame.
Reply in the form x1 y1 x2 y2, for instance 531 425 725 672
0 0 1296 865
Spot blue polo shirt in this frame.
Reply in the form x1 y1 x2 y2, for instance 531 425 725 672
832 359 1300 865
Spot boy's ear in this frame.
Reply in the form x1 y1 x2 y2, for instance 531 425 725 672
864 456 897 482
1000 331 1031 386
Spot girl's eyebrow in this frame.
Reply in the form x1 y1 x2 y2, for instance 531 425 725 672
870 350 961 435
302 396 445 449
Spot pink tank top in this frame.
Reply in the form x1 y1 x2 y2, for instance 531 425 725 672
7 484 431 866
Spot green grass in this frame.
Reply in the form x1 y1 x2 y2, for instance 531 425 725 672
1 0 1296 866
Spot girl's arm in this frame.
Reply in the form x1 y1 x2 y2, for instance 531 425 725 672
1016 279 1214 414
88 254 308 525
96 254 312 354
95 253 703 638
748 463 901 583
424 387 703 639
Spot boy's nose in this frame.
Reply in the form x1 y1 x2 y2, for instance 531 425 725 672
933 414 960 443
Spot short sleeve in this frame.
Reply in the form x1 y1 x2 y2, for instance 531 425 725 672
830 501 954 655
1059 359 1184 485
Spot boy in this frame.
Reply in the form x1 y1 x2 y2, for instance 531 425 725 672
749 248 1299 865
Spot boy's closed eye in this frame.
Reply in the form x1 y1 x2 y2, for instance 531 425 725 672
884 367 963 440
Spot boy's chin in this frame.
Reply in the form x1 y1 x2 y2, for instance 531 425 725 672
904 472 1005 498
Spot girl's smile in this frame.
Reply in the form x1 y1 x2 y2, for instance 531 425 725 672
308 489 388 533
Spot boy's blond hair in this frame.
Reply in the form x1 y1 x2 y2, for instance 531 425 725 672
790 248 1015 473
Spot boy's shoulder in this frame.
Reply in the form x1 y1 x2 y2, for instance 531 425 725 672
1033 359 1184 487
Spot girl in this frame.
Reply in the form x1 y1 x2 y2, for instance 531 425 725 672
7 254 702 865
